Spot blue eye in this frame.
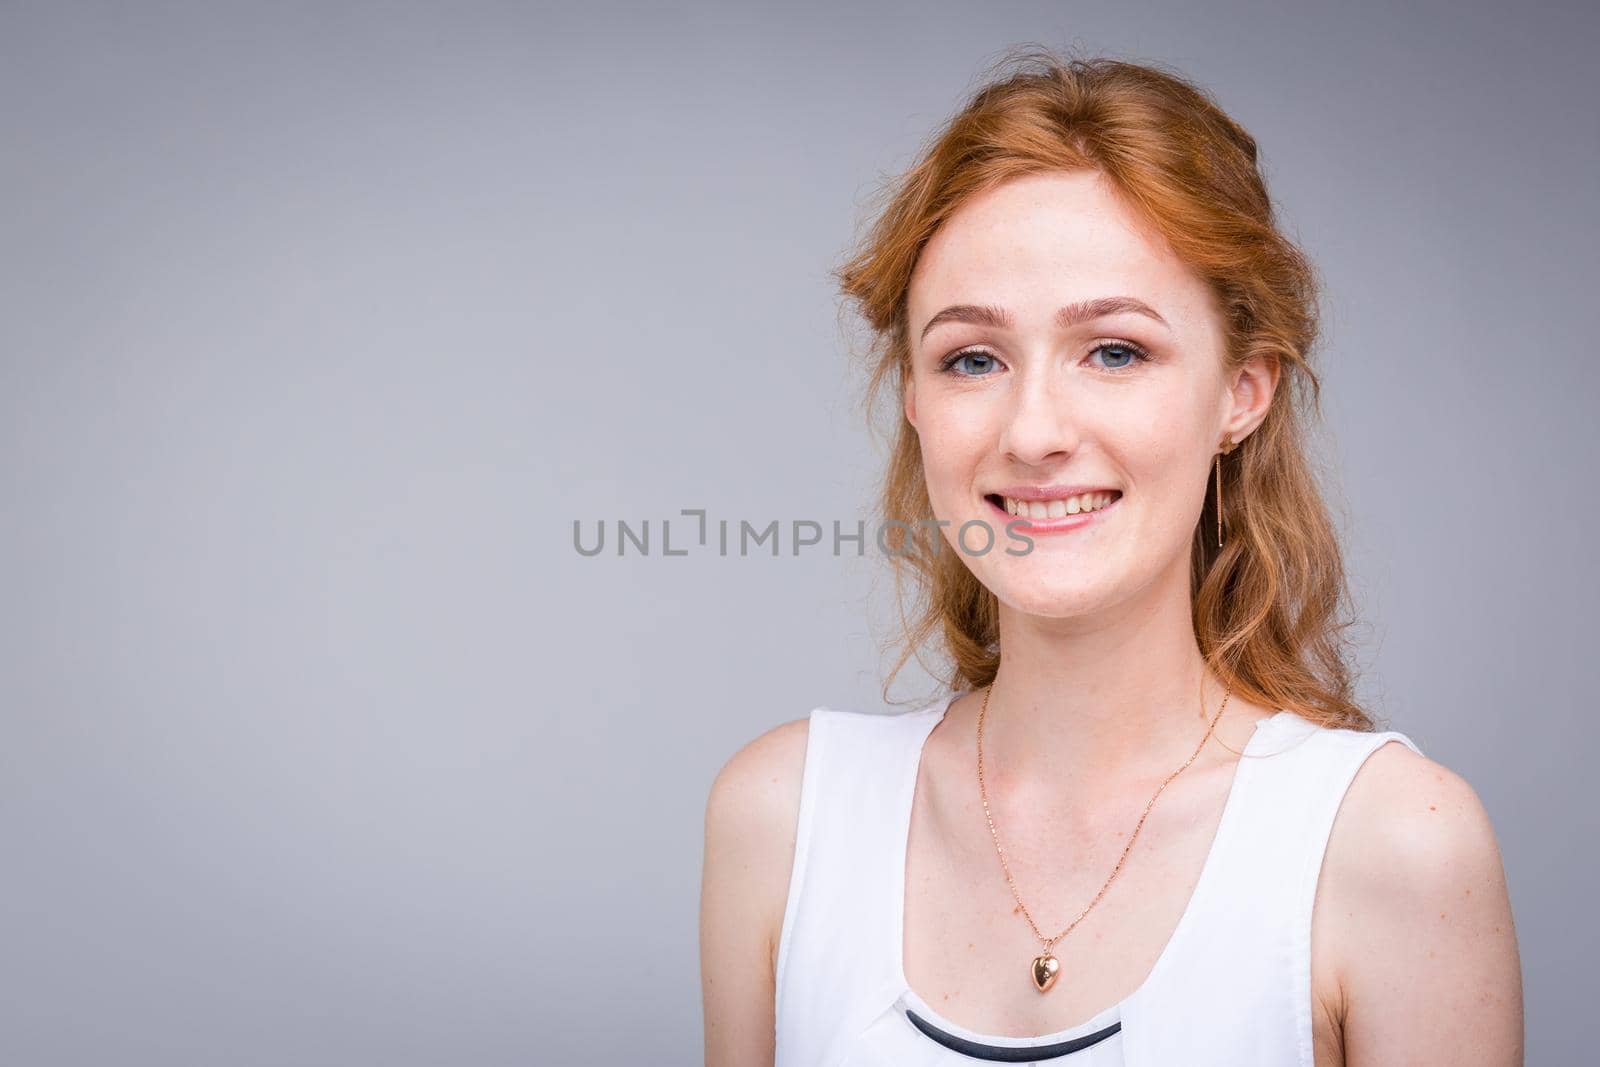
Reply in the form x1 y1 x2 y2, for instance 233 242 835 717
939 348 1000 377
1090 340 1152 370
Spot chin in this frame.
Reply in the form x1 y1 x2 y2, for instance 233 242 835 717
986 574 1113 620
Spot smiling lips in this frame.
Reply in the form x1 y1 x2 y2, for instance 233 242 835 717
983 488 1123 534
996 490 1119 519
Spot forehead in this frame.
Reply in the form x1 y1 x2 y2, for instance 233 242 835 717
907 170 1212 330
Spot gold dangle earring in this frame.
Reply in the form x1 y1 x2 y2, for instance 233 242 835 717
1215 436 1235 548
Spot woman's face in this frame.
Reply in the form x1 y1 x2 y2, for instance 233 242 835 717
903 168 1269 620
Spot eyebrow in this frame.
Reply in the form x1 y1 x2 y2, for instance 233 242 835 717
917 296 1169 344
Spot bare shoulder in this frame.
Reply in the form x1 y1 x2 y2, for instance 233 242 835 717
1316 735 1524 1065
700 716 812 1066
703 715 813 956
707 716 811 856
1326 737 1503 899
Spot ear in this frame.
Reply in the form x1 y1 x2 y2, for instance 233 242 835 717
903 376 917 429
1223 353 1279 444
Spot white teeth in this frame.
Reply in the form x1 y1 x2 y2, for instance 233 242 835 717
999 491 1117 518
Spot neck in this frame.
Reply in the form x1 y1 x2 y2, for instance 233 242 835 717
978 569 1239 790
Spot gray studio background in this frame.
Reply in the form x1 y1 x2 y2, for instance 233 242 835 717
2 2 1593 1064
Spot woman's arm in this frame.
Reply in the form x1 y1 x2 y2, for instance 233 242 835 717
1321 740 1524 1065
700 718 810 1067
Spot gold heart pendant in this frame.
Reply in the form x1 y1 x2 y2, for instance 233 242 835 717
1030 953 1060 992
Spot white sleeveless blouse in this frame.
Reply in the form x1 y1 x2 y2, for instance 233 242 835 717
773 690 1424 1066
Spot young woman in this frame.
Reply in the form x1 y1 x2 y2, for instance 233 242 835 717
701 50 1523 1066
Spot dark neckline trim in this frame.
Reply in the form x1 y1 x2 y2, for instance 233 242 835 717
903 1007 1122 1061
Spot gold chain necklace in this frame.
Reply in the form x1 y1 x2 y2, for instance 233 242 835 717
975 681 1232 992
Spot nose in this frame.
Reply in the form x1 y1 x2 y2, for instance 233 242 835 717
997 365 1079 467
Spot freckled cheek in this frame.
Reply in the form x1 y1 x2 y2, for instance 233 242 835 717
915 412 990 507
917 401 994 455
1124 436 1213 529
1136 433 1191 470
